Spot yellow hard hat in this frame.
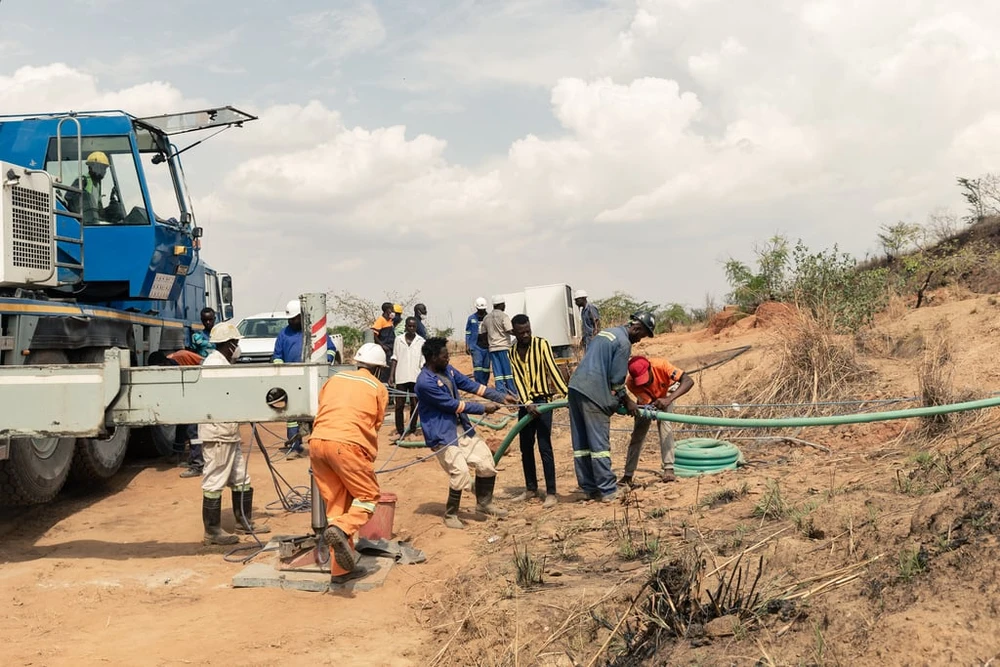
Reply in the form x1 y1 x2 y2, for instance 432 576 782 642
86 151 110 166
393 304 403 314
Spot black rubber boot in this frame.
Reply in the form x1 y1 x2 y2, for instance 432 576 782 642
331 564 375 585
474 476 508 518
232 488 270 535
323 524 358 573
202 496 239 546
444 488 464 529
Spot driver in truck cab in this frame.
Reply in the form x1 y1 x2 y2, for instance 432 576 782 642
65 151 124 225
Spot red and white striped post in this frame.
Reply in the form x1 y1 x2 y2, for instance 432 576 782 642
298 293 329 364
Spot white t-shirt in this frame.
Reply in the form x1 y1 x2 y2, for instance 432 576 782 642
391 334 426 385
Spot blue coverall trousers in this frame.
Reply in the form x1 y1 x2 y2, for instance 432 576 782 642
567 389 617 498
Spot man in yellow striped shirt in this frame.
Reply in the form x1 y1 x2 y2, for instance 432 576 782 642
510 314 568 508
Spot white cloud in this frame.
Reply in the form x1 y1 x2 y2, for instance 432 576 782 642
4 0 1000 329
290 1 386 65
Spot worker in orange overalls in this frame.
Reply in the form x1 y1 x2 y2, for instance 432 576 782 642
309 342 390 584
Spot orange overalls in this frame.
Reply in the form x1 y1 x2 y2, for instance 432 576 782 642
309 369 389 576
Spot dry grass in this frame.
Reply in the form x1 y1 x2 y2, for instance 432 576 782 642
712 310 874 436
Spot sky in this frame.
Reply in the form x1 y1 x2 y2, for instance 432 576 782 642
2 0 999 334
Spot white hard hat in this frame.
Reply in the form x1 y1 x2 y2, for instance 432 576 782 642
475 297 488 309
491 295 505 306
353 342 387 367
208 321 242 344
285 299 302 318
573 289 588 299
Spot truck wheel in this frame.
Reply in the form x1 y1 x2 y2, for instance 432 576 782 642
70 348 132 484
0 351 75 505
130 425 180 458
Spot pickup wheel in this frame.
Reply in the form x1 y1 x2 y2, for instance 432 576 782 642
0 351 76 505
70 348 132 484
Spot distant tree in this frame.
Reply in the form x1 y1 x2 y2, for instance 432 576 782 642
877 222 922 261
592 291 660 328
431 327 455 339
957 174 1000 224
724 235 790 312
329 325 363 357
328 289 420 329
657 303 692 333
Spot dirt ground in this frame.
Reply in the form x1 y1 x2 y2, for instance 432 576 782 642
4 294 1000 665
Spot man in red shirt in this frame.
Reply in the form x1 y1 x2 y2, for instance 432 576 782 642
622 355 694 485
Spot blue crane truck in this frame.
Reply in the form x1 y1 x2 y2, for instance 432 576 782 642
0 106 256 505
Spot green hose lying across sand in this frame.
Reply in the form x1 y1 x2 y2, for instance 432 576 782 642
490 395 1000 464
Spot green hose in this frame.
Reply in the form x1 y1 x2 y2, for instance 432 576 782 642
673 438 742 477
491 395 1000 464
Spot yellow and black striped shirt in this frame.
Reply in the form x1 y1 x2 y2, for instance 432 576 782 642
509 336 569 402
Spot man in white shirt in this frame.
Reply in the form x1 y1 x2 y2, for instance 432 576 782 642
482 295 516 396
389 317 426 437
199 322 269 545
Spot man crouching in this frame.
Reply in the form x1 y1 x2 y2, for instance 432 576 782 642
415 337 519 529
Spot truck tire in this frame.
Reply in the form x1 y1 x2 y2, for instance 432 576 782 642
130 425 180 458
0 351 76 505
69 349 132 484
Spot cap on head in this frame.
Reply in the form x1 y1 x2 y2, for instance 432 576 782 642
353 342 387 367
209 322 242 344
491 295 505 306
475 297 488 309
393 303 403 314
285 299 302 318
628 356 652 385
573 289 588 299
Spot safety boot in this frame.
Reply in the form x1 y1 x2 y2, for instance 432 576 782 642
202 495 239 546
331 564 375 586
323 524 359 573
232 488 270 535
443 488 464 529
474 476 508 518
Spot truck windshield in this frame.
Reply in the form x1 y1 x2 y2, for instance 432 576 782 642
45 136 149 226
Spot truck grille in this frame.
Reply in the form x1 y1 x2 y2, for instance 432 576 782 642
11 185 52 270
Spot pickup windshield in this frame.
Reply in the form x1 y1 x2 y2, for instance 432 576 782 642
238 319 286 338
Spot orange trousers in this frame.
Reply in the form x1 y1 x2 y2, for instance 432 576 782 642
310 438 380 576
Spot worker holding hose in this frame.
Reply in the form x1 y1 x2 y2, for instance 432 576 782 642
621 355 694 486
199 323 269 545
415 337 519 529
310 343 389 585
567 313 655 502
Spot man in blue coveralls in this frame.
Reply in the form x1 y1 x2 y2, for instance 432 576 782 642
273 299 337 459
464 297 492 385
415 337 518 529
567 312 656 502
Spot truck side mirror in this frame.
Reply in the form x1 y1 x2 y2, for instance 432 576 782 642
220 273 234 321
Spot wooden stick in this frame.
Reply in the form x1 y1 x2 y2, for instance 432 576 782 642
585 597 639 667
705 526 791 579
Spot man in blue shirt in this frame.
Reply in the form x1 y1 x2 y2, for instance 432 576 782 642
273 299 337 458
567 312 655 502
464 297 491 385
574 290 601 351
415 337 518 529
